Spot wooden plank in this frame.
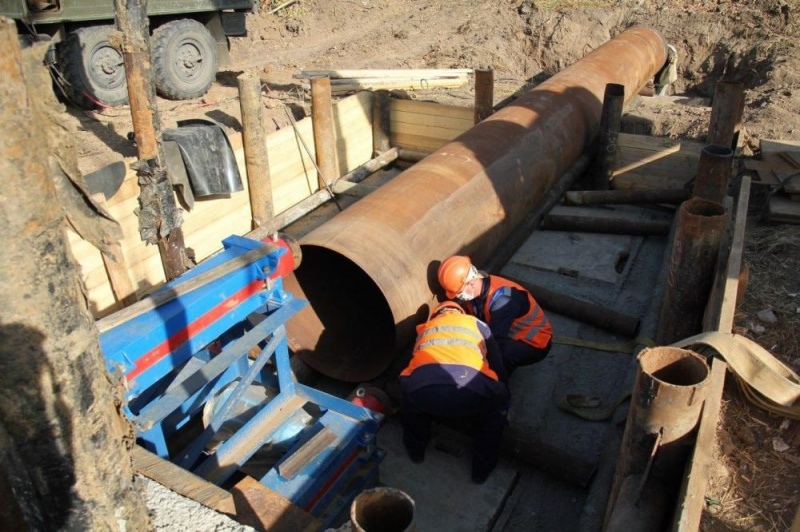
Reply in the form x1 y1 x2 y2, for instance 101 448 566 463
743 159 782 186
768 192 800 223
716 176 751 332
613 147 700 177
760 138 800 155
132 445 236 516
297 68 473 79
229 476 322 532
390 108 473 131
672 358 728 532
616 132 704 155
390 98 473 120
391 131 451 152
277 427 337 480
328 77 466 93
391 120 468 142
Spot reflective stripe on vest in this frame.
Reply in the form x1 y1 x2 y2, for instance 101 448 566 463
484 276 552 349
400 313 498 381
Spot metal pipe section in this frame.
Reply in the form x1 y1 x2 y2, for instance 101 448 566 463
606 347 710 530
564 188 690 206
656 197 729 344
593 83 625 190
286 27 669 381
692 144 734 204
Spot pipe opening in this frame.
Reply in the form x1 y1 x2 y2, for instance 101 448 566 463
701 144 734 158
682 197 726 218
640 347 708 387
351 488 416 532
290 246 396 381
605 83 625 98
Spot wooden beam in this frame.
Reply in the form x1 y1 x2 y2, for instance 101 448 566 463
672 357 728 532
326 78 467 93
709 176 751 332
474 68 494 124
297 68 473 79
132 445 236 515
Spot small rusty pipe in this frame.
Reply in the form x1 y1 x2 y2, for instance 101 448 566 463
286 27 669 381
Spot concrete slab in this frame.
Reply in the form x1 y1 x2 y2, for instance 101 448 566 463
377 416 517 532
511 231 633 284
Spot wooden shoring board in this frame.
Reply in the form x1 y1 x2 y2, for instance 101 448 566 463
72 92 373 318
389 99 473 152
612 133 705 191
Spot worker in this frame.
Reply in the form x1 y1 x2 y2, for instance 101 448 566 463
437 255 552 375
399 301 510 484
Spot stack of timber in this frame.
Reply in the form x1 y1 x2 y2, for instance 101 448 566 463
70 92 374 318
753 139 800 223
297 69 471 95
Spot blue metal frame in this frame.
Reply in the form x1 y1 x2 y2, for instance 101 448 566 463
97 235 384 528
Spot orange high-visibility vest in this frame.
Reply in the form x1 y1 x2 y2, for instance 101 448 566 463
400 312 499 381
470 275 552 349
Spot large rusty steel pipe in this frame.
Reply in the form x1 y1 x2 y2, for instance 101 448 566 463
286 27 669 382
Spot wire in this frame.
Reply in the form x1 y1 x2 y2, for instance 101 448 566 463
282 106 343 211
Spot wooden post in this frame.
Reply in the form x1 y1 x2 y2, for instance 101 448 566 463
113 0 188 281
0 17 148 529
593 83 625 190
372 89 391 155
692 144 734 204
707 81 745 151
310 76 339 191
474 68 494 124
237 72 273 228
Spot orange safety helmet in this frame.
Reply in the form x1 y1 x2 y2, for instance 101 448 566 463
430 301 465 319
438 255 474 299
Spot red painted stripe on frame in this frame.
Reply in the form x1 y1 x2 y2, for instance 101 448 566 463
126 279 264 381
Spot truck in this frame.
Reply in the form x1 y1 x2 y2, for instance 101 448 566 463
0 0 254 108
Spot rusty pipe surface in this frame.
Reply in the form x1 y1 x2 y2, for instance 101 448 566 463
286 27 669 381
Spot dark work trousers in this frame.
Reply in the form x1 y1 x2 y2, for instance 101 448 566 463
498 337 552 374
401 382 509 478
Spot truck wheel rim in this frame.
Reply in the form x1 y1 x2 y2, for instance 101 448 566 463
90 42 125 90
174 38 208 82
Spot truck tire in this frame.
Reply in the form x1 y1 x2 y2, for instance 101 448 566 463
57 25 129 109
152 19 218 101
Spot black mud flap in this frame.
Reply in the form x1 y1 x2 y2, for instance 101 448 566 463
163 119 243 201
